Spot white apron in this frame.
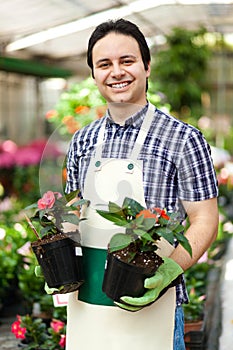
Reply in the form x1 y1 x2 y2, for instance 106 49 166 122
66 104 176 350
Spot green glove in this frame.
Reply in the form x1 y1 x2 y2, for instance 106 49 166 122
44 282 62 295
115 257 183 311
34 266 63 295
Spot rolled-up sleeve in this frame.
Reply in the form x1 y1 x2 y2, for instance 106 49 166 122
178 130 218 201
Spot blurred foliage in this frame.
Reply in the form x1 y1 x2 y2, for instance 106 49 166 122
151 26 212 120
46 77 106 136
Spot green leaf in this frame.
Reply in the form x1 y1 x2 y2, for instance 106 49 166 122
156 228 175 245
108 201 124 214
141 217 156 231
40 225 54 235
70 198 89 207
133 229 153 242
175 233 192 257
156 226 173 235
173 224 185 233
61 213 80 224
24 202 38 210
96 210 128 226
109 233 132 252
122 197 145 216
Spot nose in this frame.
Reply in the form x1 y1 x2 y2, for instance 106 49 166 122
111 63 125 79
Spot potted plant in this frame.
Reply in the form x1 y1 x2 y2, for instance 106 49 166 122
11 314 66 349
25 190 88 294
97 197 192 302
183 290 205 350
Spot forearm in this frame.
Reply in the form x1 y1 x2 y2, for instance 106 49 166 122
170 198 219 271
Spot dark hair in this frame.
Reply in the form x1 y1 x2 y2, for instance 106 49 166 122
87 18 151 77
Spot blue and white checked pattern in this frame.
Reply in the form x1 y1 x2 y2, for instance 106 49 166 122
66 103 218 305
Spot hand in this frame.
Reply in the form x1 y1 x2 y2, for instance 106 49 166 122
35 266 62 295
44 282 61 295
115 257 183 311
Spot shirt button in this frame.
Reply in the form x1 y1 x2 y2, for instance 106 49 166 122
128 163 134 170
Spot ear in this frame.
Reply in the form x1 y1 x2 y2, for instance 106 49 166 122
146 61 151 78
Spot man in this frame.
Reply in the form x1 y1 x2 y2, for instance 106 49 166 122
65 18 218 349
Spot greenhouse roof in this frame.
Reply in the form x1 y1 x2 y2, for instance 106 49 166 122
1 1 233 77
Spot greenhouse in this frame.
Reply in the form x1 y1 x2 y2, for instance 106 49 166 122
1 1 233 349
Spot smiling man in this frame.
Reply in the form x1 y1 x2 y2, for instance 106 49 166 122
92 33 150 109
65 18 218 350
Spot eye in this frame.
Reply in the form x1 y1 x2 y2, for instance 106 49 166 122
96 61 110 69
121 56 136 65
100 63 109 68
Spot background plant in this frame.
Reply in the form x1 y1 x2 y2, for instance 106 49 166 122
151 26 211 120
11 314 66 349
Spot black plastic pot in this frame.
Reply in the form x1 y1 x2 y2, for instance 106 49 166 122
102 253 156 302
31 236 84 293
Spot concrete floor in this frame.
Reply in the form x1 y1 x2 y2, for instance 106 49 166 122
219 237 233 350
0 317 19 349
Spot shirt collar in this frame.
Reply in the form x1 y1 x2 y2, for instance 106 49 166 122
105 103 149 128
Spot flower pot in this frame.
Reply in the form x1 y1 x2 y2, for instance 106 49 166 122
31 235 84 293
102 252 158 302
18 339 43 349
184 321 204 350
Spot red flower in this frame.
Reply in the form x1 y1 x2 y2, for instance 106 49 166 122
11 316 26 340
50 319 65 333
59 334 66 348
153 208 169 220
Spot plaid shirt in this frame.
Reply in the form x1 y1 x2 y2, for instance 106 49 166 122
66 103 218 305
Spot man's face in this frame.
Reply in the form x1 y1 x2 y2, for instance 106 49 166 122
92 32 150 106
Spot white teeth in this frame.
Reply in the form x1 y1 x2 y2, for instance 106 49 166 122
111 82 128 89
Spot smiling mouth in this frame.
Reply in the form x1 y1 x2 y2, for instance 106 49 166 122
108 82 131 89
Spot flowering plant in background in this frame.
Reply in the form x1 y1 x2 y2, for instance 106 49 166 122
11 315 27 339
0 139 61 169
0 139 62 201
46 77 106 136
97 197 192 261
25 190 86 240
11 315 66 349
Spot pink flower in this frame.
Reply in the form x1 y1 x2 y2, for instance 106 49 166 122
50 319 65 333
198 251 208 263
59 334 66 348
38 191 56 209
17 242 32 256
0 150 15 168
14 146 42 166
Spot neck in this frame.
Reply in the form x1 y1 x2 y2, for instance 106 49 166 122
107 102 147 125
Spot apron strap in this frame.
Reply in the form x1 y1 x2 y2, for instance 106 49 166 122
94 103 155 162
130 103 155 161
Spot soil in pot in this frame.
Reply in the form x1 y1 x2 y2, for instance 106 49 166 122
31 233 84 294
102 243 163 302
